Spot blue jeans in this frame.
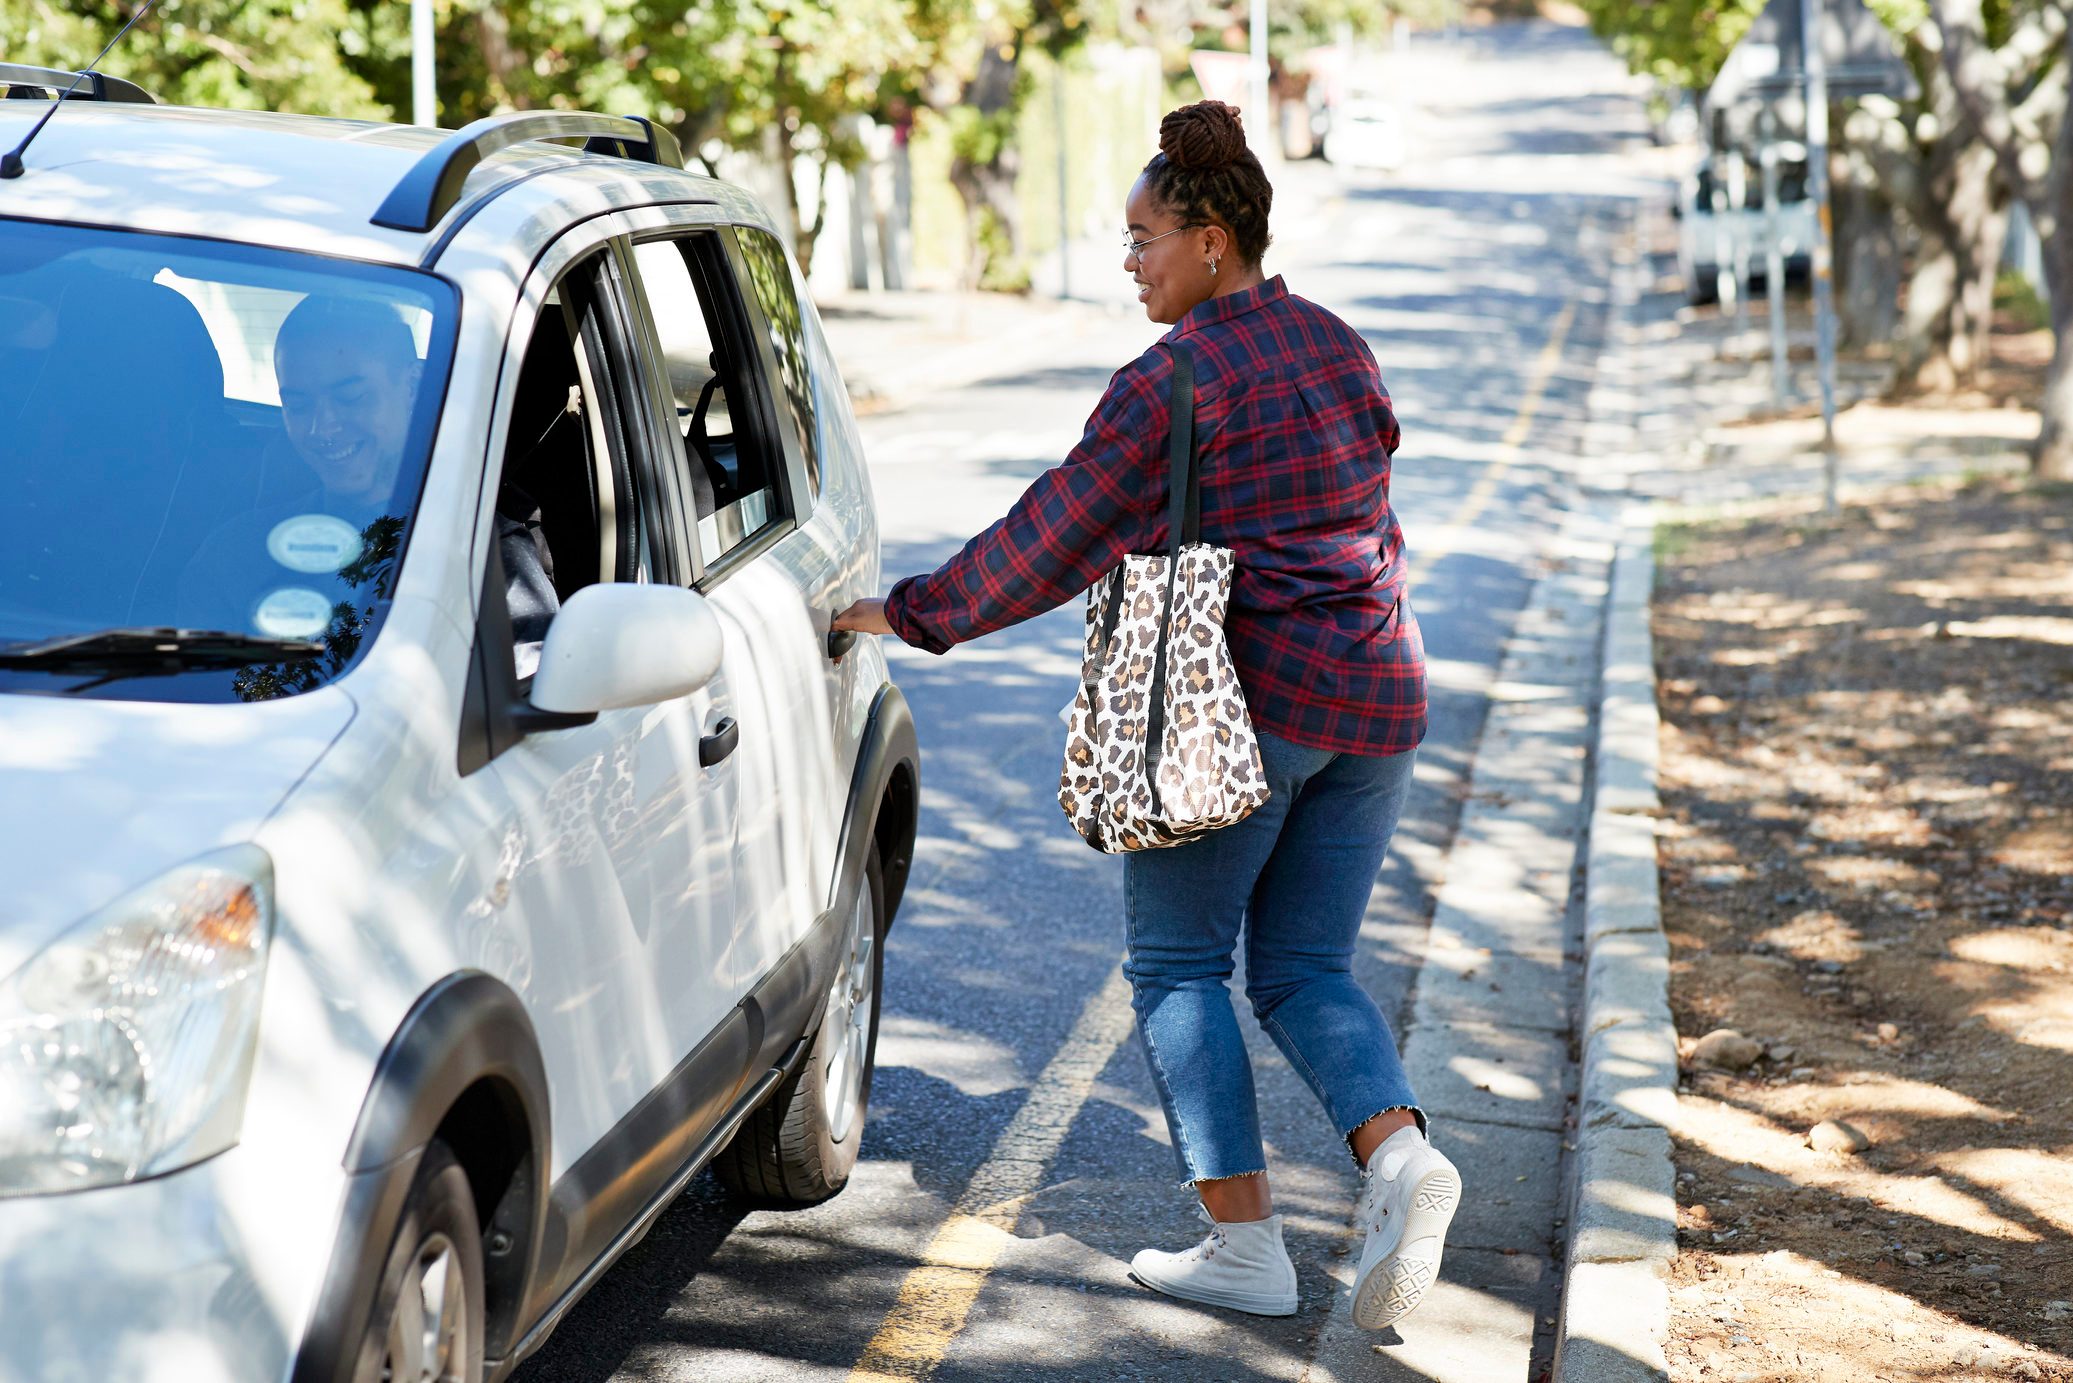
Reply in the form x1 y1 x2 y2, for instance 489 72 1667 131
1123 730 1421 1183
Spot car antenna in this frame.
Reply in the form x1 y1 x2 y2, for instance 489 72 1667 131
1 0 159 180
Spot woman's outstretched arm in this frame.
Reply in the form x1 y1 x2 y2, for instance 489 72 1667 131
860 347 1174 652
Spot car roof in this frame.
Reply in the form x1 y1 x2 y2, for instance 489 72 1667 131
0 102 771 268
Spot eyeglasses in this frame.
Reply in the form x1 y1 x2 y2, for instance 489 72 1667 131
1122 224 1203 258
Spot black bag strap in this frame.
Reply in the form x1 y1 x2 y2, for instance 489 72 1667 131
1143 342 1198 787
1089 341 1199 680
1164 342 1201 554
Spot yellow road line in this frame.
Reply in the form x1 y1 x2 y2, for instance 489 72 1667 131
846 298 1582 1382
850 967 1136 1381
1417 298 1579 564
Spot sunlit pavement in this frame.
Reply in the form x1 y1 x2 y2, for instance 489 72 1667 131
514 20 1667 1383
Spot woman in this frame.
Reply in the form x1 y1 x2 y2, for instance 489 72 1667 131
833 100 1459 1329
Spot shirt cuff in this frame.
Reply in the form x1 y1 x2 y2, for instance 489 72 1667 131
884 575 955 655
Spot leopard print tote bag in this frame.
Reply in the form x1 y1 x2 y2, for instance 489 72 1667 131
1057 343 1268 853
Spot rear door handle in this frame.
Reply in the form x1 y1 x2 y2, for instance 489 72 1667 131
699 715 739 767
827 628 858 659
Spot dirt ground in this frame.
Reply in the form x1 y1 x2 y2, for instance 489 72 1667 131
1652 475 2073 1382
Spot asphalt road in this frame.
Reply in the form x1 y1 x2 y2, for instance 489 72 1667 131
515 21 1660 1383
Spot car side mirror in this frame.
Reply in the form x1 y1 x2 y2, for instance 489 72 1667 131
527 583 724 717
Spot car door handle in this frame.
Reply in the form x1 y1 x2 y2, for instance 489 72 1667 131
827 628 858 660
699 715 739 767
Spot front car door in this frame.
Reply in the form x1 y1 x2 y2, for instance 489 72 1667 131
454 228 744 1182
613 213 846 1006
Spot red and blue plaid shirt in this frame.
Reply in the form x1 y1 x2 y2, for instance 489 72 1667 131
885 275 1426 756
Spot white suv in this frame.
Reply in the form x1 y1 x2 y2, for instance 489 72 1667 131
0 67 917 1383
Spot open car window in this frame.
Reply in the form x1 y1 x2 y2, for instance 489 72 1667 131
486 253 658 682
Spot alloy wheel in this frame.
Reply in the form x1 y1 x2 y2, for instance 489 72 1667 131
819 885 877 1143
380 1232 470 1383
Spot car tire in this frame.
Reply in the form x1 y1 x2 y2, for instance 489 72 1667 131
714 850 885 1205
349 1141 486 1383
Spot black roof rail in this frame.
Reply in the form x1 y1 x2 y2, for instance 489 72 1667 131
372 111 684 233
0 63 157 104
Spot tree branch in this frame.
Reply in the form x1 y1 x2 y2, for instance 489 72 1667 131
1844 103 1925 211
1933 0 2042 206
2009 16 2070 150
192 31 264 81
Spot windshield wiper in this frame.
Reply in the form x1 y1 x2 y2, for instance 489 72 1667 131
0 627 325 668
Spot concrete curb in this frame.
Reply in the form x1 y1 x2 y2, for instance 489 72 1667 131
1552 514 1676 1383
1552 229 1677 1383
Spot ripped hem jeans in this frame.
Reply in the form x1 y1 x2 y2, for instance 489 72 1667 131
1123 730 1421 1184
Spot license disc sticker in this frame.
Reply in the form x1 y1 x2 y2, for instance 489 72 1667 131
266 514 363 574
252 588 334 640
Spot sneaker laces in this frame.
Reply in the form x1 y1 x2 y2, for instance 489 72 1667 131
1356 1165 1397 1234
1186 1207 1229 1261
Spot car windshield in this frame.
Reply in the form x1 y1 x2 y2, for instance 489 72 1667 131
0 221 457 703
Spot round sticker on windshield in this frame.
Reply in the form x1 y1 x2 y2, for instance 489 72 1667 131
266 514 363 574
252 588 334 641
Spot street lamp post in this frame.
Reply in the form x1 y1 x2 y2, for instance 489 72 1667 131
411 0 436 128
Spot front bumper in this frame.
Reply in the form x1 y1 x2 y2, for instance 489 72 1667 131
0 1149 338 1383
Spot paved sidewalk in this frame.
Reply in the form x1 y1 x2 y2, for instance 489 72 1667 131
1607 211 2038 511
1304 502 1619 1383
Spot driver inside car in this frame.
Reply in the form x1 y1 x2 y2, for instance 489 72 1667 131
271 297 560 664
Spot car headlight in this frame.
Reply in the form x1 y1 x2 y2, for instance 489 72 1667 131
0 846 273 1197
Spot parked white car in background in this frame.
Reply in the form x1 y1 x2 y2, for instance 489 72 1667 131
1676 147 1816 305
0 63 917 1383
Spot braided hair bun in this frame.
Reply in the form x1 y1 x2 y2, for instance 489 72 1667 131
1159 100 1248 170
1142 101 1274 265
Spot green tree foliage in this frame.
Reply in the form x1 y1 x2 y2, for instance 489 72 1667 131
624 0 964 270
1573 0 1767 90
934 0 1091 288
1576 0 1928 92
2 0 389 116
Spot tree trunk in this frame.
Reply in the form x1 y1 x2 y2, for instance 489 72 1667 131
949 156 1025 291
1834 148 1903 352
1932 0 2072 474
947 43 1028 291
476 6 530 110
803 158 831 281
1895 137 2005 393
772 117 831 282
2038 225 2073 479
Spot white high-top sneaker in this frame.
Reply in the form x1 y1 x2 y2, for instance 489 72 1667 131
1350 1125 1461 1330
1129 1211 1299 1317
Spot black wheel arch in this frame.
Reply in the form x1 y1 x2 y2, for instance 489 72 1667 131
842 682 919 932
294 971 551 1383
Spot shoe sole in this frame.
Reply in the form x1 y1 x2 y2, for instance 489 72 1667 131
1351 1164 1461 1330
1128 1270 1298 1317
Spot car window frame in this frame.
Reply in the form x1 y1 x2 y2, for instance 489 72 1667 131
616 222 802 591
728 224 823 506
458 235 695 773
588 240 690 588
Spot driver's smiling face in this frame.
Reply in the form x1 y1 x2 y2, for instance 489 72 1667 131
276 334 420 501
